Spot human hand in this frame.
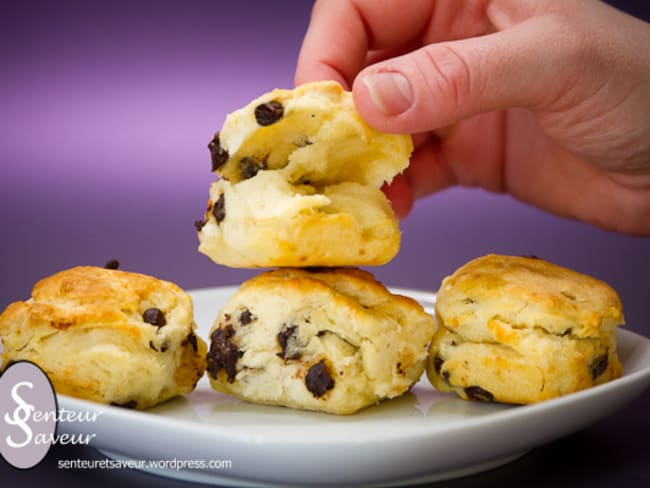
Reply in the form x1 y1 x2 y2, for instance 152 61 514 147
295 0 650 235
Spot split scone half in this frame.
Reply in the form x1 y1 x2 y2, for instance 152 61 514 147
426 254 624 404
196 81 413 268
206 267 436 414
0 266 207 410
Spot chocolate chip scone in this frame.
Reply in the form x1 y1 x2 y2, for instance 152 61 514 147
195 81 413 268
206 268 436 415
0 266 207 410
426 254 624 404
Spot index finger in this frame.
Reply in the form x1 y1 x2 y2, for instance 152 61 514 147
294 0 434 88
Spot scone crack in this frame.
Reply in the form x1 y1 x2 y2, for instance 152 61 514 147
589 352 609 380
316 329 360 351
10 331 37 352
559 290 577 301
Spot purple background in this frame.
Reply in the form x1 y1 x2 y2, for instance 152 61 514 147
0 0 648 337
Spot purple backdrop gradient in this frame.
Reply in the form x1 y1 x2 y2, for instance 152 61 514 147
1 1 648 337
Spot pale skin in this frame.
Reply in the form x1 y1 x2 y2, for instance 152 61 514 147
295 0 650 235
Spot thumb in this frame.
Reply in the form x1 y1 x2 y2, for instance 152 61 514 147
352 17 590 133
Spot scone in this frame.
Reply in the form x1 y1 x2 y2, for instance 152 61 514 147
426 254 624 404
206 267 436 414
195 81 413 268
0 266 207 410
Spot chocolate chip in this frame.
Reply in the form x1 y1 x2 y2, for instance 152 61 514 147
254 101 284 126
442 371 451 386
104 259 119 270
208 132 229 171
239 309 254 325
207 325 242 383
143 308 166 327
396 362 405 375
239 157 265 179
305 360 334 398
277 325 301 360
110 400 137 409
194 219 206 231
184 332 198 352
295 136 312 147
464 386 494 402
589 353 609 380
433 355 444 375
213 194 226 224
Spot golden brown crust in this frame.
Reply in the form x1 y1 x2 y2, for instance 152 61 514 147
435 254 623 339
426 254 624 404
0 266 207 409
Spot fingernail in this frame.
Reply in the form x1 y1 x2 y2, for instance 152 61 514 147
363 71 413 115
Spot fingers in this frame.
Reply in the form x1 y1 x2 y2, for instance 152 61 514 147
295 0 434 87
405 136 456 199
383 134 457 218
352 15 592 134
295 0 366 88
382 175 413 220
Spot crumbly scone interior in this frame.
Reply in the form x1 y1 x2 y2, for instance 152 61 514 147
216 81 411 188
204 173 397 241
196 82 412 262
201 82 412 238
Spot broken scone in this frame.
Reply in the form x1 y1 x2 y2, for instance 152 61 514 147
206 267 436 415
0 266 207 410
426 254 624 404
196 81 413 268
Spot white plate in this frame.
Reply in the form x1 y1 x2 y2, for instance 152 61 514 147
55 286 650 487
